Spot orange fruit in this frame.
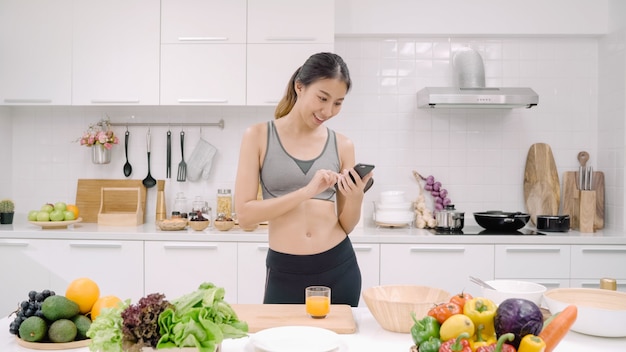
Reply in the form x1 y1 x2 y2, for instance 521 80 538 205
66 204 79 219
90 295 122 321
65 277 100 314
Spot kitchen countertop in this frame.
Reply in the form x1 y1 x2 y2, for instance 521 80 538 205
1 216 626 245
2 308 625 351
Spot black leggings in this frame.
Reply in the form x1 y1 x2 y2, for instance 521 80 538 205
263 236 362 307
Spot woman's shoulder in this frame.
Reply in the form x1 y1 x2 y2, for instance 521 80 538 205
332 130 355 149
244 121 271 136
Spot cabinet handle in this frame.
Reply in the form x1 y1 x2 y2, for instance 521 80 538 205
265 37 317 42
163 244 218 250
410 246 465 253
581 248 626 254
178 37 229 42
177 99 228 104
69 242 122 249
0 242 29 247
353 245 373 252
505 247 560 253
3 98 52 104
256 244 269 251
90 99 140 104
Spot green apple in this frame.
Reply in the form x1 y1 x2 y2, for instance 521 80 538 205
54 202 67 212
27 210 39 221
40 204 53 213
36 211 50 221
49 209 64 221
63 210 75 221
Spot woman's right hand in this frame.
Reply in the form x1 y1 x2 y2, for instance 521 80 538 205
305 169 340 198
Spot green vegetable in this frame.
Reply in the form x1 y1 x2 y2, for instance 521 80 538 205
157 282 248 352
410 312 440 347
418 336 441 352
86 299 130 352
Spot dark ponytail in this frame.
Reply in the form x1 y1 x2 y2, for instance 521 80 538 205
274 52 351 119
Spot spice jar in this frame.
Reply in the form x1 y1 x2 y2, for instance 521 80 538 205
600 278 617 290
217 189 233 218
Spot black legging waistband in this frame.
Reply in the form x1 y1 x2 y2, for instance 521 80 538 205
266 236 355 274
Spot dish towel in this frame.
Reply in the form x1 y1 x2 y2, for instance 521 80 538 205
187 138 217 181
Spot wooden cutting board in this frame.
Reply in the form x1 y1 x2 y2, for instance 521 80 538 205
75 179 147 223
231 304 357 334
561 171 605 230
524 143 560 226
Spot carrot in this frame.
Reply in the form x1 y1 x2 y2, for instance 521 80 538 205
539 305 578 352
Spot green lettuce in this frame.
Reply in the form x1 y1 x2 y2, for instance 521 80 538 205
86 299 130 352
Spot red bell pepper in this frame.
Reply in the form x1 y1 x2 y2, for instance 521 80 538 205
439 332 471 352
476 333 517 352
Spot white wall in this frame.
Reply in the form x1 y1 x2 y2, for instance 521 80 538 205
0 107 11 196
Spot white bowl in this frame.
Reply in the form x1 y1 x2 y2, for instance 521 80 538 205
543 288 626 337
374 201 413 211
373 210 415 224
379 191 406 204
481 279 547 306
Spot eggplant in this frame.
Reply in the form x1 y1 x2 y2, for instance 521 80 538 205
494 298 544 349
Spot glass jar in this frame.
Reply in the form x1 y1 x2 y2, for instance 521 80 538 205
217 189 232 219
173 192 188 218
191 196 212 223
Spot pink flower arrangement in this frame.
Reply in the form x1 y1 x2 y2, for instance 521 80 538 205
78 118 119 149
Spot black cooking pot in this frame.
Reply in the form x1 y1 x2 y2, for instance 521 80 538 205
474 211 530 231
536 215 570 232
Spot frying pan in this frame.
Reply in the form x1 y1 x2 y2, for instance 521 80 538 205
474 211 530 231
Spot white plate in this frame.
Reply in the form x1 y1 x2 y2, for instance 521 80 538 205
247 326 344 352
29 217 82 229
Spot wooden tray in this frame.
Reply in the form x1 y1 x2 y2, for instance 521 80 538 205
231 304 357 334
15 337 90 350
76 179 147 223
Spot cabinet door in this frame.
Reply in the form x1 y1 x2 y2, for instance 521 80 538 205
161 0 246 44
237 242 269 304
160 44 246 105
494 245 570 280
72 0 160 105
570 245 626 281
145 242 238 302
47 240 144 303
247 44 334 106
0 239 51 317
247 0 335 44
353 243 380 307
380 244 494 297
0 0 72 105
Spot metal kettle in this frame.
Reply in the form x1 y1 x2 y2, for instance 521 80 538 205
435 204 465 231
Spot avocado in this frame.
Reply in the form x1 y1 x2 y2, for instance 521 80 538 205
48 319 77 343
18 316 47 342
71 314 92 340
41 295 80 321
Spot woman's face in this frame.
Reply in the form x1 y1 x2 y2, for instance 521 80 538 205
295 78 348 126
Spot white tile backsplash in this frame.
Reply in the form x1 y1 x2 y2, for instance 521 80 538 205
3 35 625 230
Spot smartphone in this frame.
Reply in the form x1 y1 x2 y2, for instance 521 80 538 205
350 163 375 183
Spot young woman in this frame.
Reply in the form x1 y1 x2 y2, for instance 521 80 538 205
234 52 373 307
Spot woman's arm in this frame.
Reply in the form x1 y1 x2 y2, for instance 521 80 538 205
335 135 371 234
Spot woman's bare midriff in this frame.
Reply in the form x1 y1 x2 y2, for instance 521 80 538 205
267 199 347 255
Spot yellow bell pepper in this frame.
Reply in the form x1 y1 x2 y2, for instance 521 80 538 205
469 324 496 352
518 334 546 352
463 297 497 340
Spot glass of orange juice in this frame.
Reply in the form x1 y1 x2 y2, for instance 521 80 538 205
305 286 331 319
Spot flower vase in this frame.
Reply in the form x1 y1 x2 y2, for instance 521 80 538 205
92 145 111 164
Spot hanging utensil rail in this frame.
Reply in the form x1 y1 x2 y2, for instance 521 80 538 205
109 119 225 129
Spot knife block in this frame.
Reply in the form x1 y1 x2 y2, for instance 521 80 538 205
573 190 596 233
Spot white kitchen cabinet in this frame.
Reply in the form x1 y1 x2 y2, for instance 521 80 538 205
494 244 570 281
144 241 238 302
161 0 246 44
247 0 335 44
160 45 246 105
0 239 51 317
72 0 160 105
353 242 380 307
247 44 334 106
46 240 144 303
570 245 626 291
0 0 72 105
237 242 269 304
380 244 494 297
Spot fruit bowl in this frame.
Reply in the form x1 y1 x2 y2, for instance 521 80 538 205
29 218 82 229
16 337 90 350
362 285 451 333
157 219 188 231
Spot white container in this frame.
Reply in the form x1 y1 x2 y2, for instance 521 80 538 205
379 191 406 204
481 279 547 306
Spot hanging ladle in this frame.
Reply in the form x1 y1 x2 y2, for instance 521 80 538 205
142 128 156 188
123 129 132 177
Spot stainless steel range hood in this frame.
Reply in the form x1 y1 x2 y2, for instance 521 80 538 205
417 48 538 109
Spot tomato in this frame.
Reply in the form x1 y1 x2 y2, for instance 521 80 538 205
449 291 473 308
427 302 463 324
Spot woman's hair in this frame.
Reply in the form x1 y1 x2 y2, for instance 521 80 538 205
274 52 351 119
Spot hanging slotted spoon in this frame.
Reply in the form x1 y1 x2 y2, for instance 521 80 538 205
177 130 187 182
142 129 156 188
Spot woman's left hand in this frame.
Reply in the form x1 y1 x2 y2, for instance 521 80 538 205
336 168 371 196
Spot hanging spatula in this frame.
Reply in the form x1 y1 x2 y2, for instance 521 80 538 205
177 130 187 182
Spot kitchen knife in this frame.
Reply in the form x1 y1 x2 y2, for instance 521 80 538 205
577 151 589 190
166 130 171 178
587 166 593 190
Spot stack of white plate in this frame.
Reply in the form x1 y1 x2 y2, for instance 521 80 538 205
373 191 415 227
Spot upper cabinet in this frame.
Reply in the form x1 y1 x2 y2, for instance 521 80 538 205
72 0 160 105
0 0 72 105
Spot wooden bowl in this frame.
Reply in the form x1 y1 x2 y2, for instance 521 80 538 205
214 220 234 231
188 220 209 231
362 285 451 333
157 218 187 231
543 288 626 337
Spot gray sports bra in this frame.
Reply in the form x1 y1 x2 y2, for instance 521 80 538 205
260 121 340 202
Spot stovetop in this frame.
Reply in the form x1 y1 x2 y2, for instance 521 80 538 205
430 226 546 236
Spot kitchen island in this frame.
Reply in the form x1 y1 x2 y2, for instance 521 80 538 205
2 307 625 351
